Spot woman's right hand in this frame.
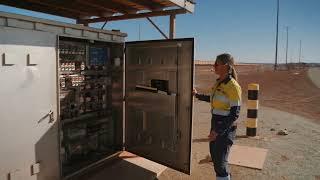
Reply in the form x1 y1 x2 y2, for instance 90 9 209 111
208 130 218 141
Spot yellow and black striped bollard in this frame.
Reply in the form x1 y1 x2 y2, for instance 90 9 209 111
246 83 259 136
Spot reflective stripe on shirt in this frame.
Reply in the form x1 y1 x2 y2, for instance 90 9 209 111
212 93 229 104
230 100 241 107
211 109 230 116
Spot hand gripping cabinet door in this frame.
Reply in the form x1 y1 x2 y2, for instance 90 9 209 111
125 38 194 174
0 27 60 180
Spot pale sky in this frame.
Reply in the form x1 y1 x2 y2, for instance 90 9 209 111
0 0 319 63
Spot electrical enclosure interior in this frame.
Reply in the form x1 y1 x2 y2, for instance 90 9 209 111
58 37 124 176
58 37 194 176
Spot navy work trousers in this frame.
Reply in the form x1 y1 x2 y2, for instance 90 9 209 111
209 127 236 178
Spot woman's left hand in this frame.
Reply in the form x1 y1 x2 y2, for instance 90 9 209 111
208 130 218 141
192 88 198 96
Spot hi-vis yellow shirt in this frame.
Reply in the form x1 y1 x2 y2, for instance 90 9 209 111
210 77 242 116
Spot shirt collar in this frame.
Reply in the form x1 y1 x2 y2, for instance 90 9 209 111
216 75 232 84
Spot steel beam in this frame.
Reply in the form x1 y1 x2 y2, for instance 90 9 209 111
146 17 169 39
81 8 187 24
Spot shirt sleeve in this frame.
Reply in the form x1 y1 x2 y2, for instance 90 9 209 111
195 86 216 103
195 93 210 102
227 83 242 107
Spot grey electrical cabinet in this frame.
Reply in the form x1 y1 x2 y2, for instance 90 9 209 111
0 12 194 180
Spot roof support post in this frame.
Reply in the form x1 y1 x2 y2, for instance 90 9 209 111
76 19 88 26
169 14 176 39
146 17 169 39
77 16 90 26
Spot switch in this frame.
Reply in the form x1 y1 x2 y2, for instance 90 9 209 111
31 163 40 175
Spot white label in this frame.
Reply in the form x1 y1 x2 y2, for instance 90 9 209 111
114 57 121 66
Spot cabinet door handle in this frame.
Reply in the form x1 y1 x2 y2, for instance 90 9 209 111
48 110 54 123
27 54 37 66
2 53 15 66
38 110 54 124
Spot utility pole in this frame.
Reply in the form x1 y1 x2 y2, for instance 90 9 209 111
274 0 280 71
299 40 302 63
285 26 289 69
138 22 141 40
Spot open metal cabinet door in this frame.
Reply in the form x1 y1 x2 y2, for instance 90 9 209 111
125 38 194 174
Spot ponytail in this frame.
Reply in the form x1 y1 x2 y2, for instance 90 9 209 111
230 66 238 81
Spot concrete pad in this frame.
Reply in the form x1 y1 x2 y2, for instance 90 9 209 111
229 145 268 170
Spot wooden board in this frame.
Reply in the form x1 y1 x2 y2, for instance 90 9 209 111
120 151 167 177
78 151 167 180
229 145 268 170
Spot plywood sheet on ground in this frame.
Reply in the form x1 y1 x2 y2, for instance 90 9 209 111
78 151 167 180
120 151 167 177
229 145 268 170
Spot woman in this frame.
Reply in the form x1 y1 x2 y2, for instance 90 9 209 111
194 53 241 180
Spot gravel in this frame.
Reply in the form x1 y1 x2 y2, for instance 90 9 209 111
158 100 320 180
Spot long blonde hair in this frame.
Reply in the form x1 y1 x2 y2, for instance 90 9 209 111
216 53 238 81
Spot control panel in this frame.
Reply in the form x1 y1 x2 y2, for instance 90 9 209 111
58 39 115 176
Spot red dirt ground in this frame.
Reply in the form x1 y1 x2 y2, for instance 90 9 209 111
195 65 320 124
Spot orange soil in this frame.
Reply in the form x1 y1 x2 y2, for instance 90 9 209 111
195 65 320 123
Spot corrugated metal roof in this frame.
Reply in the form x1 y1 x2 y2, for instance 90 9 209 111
0 0 194 23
